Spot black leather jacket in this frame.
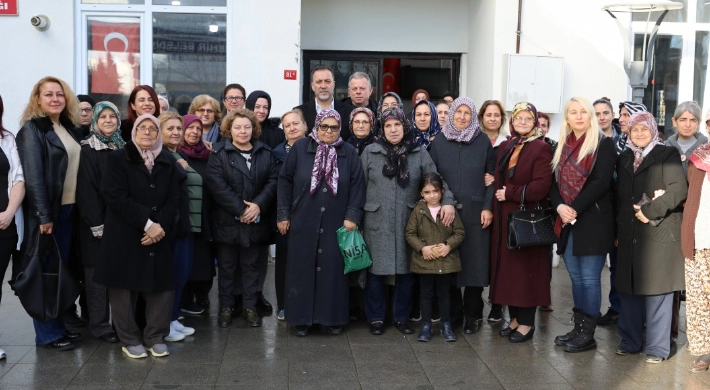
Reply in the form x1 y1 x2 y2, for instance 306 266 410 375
204 139 278 246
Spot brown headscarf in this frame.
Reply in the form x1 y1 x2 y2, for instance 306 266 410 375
411 89 430 107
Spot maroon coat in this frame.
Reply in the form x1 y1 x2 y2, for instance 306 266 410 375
489 139 553 308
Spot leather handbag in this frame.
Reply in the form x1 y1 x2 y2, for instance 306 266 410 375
507 184 556 249
10 233 81 322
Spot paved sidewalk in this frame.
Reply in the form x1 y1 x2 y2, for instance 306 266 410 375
0 262 708 389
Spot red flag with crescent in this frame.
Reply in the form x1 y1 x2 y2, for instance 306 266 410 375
89 20 140 94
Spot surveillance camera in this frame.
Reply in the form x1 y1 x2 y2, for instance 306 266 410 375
31 15 50 31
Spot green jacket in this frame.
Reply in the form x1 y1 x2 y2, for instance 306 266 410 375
405 200 465 274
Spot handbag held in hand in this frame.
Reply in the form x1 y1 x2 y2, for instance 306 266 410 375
507 184 556 249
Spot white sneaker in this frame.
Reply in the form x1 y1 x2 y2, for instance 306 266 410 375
164 327 185 342
0 348 6 360
171 320 195 336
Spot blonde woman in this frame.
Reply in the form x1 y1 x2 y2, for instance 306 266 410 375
188 94 222 145
549 97 617 353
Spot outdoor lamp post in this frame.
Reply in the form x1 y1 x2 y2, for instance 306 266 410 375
602 1 684 103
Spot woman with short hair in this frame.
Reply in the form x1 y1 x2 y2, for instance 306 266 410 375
347 107 376 156
667 101 707 174
188 95 222 145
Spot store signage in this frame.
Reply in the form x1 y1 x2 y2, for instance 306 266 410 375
284 70 297 80
0 0 18 16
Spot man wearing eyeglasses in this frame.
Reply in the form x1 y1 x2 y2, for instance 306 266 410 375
77 95 96 138
294 66 355 140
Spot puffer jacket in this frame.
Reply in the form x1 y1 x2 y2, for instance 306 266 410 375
405 199 465 274
204 139 278 246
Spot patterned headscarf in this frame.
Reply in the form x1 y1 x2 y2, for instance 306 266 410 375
411 100 441 148
81 101 125 150
616 101 648 153
627 111 662 172
131 114 163 173
347 107 376 155
178 114 210 161
375 92 403 136
309 109 344 195
499 102 543 179
377 108 417 188
441 97 482 144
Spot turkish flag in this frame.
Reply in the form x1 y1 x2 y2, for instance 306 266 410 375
382 58 401 94
89 20 140 95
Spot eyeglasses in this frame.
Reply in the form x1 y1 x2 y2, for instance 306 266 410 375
352 120 370 126
318 124 339 133
196 108 215 115
513 116 534 124
80 108 92 114
224 96 245 102
137 125 159 133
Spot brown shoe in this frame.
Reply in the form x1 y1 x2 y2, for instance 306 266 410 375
243 309 262 327
690 359 710 373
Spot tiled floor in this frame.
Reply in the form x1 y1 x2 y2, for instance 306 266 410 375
1 261 708 389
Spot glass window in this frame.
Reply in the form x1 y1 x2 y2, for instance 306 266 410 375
152 13 226 115
153 0 226 5
695 31 709 109
82 0 144 4
87 16 141 116
698 1 710 23
632 1 687 22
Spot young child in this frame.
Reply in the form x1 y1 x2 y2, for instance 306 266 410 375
405 172 465 342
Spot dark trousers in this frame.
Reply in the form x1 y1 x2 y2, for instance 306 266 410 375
607 248 621 312
108 287 173 348
33 204 74 345
83 266 112 337
0 235 18 304
420 273 452 322
450 285 484 321
365 272 416 323
275 232 288 311
216 243 260 310
671 291 681 340
508 305 537 326
182 279 213 306
171 235 194 321
231 245 269 295
618 292 673 358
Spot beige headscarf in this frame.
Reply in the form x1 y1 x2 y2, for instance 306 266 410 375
131 114 162 172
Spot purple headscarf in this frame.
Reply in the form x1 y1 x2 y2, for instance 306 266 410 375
309 109 344 195
627 111 662 172
441 97 482 144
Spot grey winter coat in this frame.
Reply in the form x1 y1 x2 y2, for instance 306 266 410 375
361 143 455 275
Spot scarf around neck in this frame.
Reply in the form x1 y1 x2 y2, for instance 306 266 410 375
377 108 417 188
553 132 596 235
441 97 481 144
690 144 710 180
179 114 211 161
411 100 441 149
82 101 126 151
131 114 162 173
627 111 662 172
499 102 543 179
348 107 376 155
310 109 344 195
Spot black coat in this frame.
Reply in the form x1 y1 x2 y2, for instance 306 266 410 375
76 145 112 267
550 136 617 256
93 142 180 292
259 118 285 149
204 140 278 247
615 145 686 295
16 115 82 260
341 97 378 114
277 137 365 326
294 100 356 140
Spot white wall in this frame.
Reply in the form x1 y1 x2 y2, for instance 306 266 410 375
228 0 303 117
301 0 469 53
0 3 76 130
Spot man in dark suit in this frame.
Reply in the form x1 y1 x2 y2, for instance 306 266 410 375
295 65 355 140
341 72 377 113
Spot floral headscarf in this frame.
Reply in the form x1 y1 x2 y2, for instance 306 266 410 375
441 97 482 144
377 108 417 188
309 109 344 195
81 101 126 150
375 92 403 137
347 107 376 155
499 102 543 179
411 100 441 149
131 114 163 173
627 111 662 172
616 101 648 153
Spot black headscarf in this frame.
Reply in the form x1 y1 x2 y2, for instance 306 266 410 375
245 90 271 124
377 108 417 188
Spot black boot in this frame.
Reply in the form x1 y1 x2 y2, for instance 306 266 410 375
564 312 599 353
554 307 582 346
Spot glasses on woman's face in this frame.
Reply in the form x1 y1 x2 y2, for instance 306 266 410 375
196 108 215 115
318 124 339 133
513 116 534 124
224 96 245 102
352 120 370 127
138 125 159 134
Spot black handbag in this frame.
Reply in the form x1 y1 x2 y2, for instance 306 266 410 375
10 233 81 322
506 184 556 249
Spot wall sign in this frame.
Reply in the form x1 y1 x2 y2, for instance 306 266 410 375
0 0 18 16
284 70 297 80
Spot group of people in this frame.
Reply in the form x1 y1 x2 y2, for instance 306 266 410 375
1 66 710 374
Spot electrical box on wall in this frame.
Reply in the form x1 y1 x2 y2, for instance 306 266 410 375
503 54 564 113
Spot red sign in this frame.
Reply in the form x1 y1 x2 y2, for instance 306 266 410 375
284 70 297 80
0 0 18 16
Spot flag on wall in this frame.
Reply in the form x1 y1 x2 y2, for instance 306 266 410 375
89 20 140 95
382 58 401 94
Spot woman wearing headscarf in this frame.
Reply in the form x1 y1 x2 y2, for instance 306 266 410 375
178 115 216 316
17 76 84 351
681 139 710 372
347 107 376 156
616 101 647 154
615 112 686 363
488 102 553 343
94 114 180 358
205 109 278 329
411 89 430 107
411 100 441 150
550 97 617 353
361 107 456 336
277 109 365 336
76 101 125 344
429 97 495 335
374 92 403 137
